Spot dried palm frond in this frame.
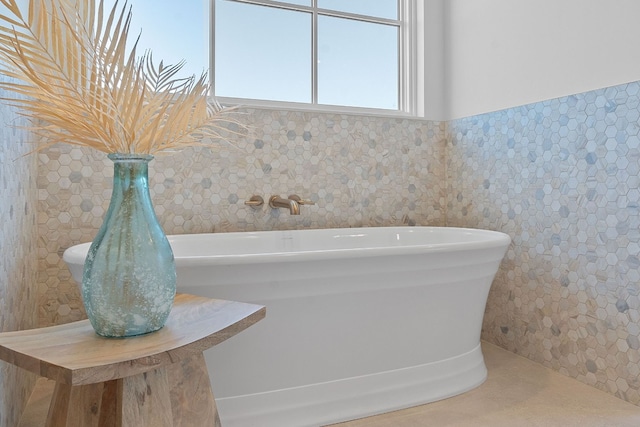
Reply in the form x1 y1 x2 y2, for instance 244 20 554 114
0 0 244 154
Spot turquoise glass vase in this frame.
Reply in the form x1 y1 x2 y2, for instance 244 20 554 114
82 153 176 337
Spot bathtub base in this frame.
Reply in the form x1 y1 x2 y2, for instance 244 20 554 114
216 343 487 427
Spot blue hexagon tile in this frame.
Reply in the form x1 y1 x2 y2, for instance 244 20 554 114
448 81 640 404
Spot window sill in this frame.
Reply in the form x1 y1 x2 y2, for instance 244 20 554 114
213 96 422 121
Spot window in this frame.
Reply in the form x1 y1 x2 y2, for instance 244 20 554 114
214 0 415 113
98 0 420 115
102 0 209 81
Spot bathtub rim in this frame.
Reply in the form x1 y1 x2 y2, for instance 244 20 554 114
63 226 511 267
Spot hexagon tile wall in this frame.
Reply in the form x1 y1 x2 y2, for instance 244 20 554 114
37 110 447 325
449 81 640 404
37 80 640 407
0 77 38 427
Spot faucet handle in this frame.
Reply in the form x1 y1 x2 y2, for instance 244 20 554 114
244 195 264 208
288 195 315 205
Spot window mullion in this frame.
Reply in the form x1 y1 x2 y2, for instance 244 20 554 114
312 0 318 105
210 0 216 96
398 0 406 113
230 0 313 13
399 0 416 114
315 9 400 26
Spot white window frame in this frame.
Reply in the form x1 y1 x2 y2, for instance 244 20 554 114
210 0 422 117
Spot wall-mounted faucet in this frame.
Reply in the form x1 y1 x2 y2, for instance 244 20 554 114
268 194 315 215
244 195 264 208
269 195 300 215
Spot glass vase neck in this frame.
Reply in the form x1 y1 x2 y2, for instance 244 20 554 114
108 153 154 163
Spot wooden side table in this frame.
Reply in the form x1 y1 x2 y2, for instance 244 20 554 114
0 293 265 427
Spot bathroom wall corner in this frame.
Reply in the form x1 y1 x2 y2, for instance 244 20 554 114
448 80 640 405
0 76 39 427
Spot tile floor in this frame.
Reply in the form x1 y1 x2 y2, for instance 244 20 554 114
330 342 640 427
19 342 640 427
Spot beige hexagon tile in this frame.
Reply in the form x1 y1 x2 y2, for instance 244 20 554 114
37 108 447 327
0 77 39 426
36 81 640 409
449 81 640 405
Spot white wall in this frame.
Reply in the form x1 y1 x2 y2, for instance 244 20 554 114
421 0 446 120
443 0 640 120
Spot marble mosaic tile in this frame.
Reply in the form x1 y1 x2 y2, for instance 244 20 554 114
448 81 640 405
0 77 39 427
36 80 640 409
37 109 447 326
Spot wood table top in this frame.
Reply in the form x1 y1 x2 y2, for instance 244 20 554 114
0 293 265 386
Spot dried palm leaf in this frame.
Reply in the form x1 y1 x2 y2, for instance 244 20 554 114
0 0 244 154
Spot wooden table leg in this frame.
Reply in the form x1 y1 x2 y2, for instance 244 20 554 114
45 354 221 427
46 371 173 427
168 353 221 427
46 382 106 427
118 369 174 426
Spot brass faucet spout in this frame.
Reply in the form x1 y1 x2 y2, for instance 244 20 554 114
269 195 300 215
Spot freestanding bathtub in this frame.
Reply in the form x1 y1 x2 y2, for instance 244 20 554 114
64 226 510 427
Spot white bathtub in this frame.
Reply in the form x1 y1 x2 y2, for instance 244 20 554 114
64 226 510 427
